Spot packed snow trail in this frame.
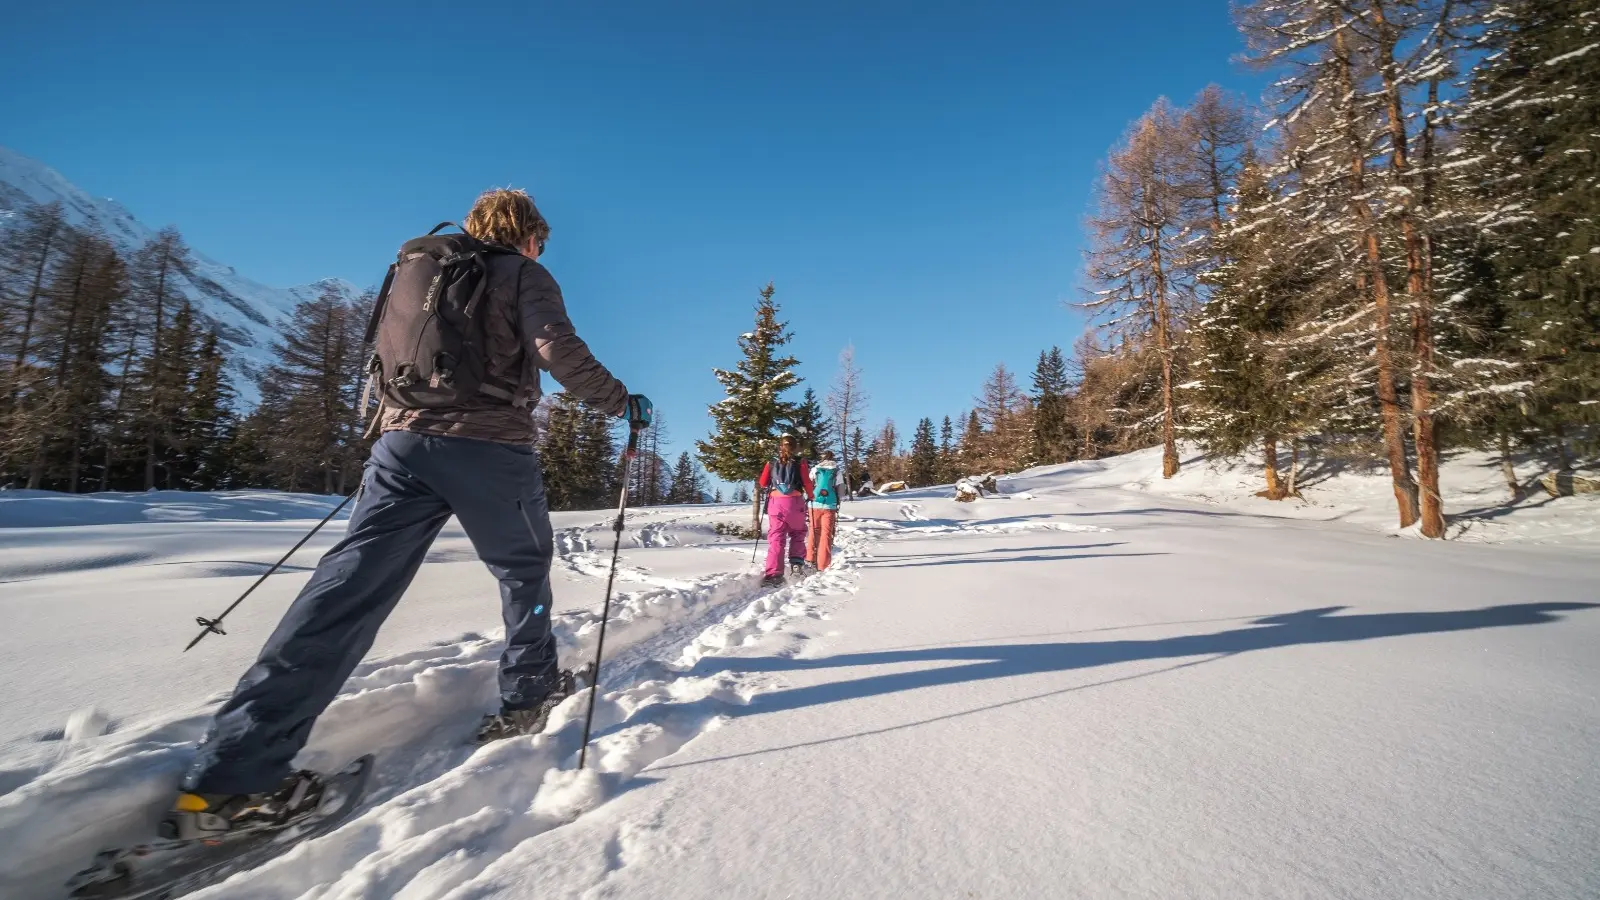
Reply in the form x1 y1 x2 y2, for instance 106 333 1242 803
1 467 1597 898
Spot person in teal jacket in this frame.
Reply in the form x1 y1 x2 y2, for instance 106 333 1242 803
807 450 842 570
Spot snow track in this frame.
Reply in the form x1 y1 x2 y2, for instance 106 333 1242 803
0 505 871 899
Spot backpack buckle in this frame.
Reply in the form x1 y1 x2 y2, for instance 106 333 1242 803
390 364 419 389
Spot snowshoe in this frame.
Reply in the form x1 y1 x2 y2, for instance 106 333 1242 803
66 754 374 900
159 769 330 842
789 558 807 577
475 664 590 744
760 573 785 588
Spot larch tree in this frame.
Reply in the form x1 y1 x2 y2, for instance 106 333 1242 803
127 227 197 490
825 344 868 498
1082 98 1199 478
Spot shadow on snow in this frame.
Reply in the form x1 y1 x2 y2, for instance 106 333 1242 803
653 601 1597 769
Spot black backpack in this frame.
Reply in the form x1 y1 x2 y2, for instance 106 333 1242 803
363 222 525 411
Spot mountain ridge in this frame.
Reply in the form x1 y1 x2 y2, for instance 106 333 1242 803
0 146 364 402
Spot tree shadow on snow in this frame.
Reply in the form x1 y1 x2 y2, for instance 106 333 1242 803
865 542 1130 562
658 602 1597 769
860 548 1167 569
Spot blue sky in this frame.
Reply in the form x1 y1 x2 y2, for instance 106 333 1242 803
2 1 1264 477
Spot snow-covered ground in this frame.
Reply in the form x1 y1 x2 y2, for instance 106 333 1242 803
1038 442 1600 546
0 454 1596 899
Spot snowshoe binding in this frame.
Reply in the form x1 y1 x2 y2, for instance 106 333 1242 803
159 769 330 842
789 558 807 577
475 664 591 744
66 755 374 900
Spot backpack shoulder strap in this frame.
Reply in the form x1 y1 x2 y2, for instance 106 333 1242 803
427 221 458 235
363 263 399 345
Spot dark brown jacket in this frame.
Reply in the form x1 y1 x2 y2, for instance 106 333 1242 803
383 255 627 444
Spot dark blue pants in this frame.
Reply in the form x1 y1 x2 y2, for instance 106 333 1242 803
184 431 560 795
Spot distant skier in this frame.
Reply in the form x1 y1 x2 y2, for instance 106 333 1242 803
806 450 841 571
161 189 652 842
856 470 877 498
757 435 812 586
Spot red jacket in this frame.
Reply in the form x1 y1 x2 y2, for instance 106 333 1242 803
758 456 813 500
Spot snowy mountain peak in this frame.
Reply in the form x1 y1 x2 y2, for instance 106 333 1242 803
0 146 364 402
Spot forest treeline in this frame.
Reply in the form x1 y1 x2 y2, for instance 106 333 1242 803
4 0 1590 535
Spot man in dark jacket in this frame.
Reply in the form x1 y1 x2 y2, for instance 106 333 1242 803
164 189 650 841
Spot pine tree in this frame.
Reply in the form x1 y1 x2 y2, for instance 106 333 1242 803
847 425 868 488
959 409 984 473
539 393 584 510
733 485 751 504
1030 347 1076 465
1452 0 1600 462
576 404 620 508
697 283 803 529
938 415 957 482
787 387 831 460
714 488 724 503
908 417 940 486
1188 152 1335 498
667 452 706 504
178 329 238 490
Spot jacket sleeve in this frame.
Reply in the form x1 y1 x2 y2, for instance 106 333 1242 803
802 462 815 500
758 462 771 490
517 261 628 414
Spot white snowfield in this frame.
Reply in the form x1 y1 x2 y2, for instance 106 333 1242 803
0 448 1597 899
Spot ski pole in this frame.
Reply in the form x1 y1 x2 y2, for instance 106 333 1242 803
183 489 358 652
749 489 765 565
578 427 641 769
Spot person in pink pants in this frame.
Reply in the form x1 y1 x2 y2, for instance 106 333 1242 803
757 435 813 586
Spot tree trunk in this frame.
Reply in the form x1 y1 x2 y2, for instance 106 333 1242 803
68 427 82 494
1288 438 1300 497
144 260 170 491
1261 436 1285 500
1372 0 1443 538
1149 224 1179 479
6 216 62 412
1498 432 1522 501
1334 24 1418 528
750 484 763 535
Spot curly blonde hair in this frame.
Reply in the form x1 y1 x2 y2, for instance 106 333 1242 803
463 188 549 250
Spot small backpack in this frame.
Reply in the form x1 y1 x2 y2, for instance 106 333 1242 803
813 465 839 502
362 222 525 412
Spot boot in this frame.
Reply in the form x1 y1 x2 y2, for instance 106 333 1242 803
475 667 582 744
161 769 329 841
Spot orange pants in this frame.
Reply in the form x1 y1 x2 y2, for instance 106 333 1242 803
806 507 838 570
